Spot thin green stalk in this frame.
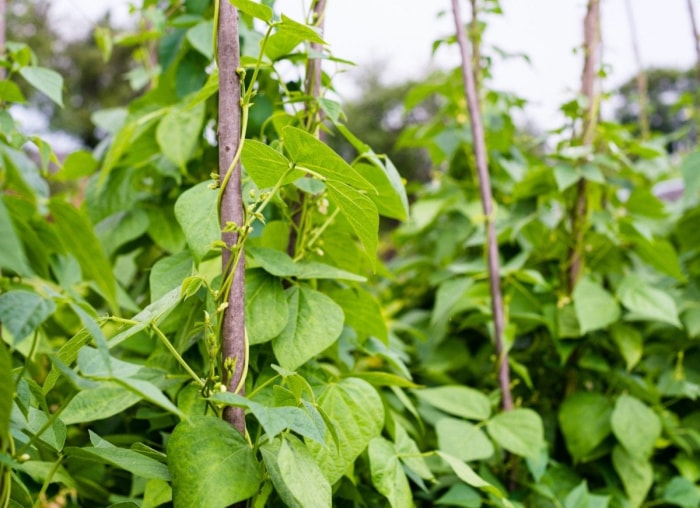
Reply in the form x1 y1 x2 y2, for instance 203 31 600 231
31 455 63 508
150 323 204 388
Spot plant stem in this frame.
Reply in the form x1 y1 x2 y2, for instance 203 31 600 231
450 0 512 412
568 0 600 293
217 0 246 434
150 324 205 388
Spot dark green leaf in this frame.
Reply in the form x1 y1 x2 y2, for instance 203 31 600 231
558 392 612 462
611 394 660 458
307 378 384 484
261 436 331 508
186 20 214 59
0 197 33 276
486 408 544 459
245 269 289 345
61 383 141 425
168 416 261 507
174 181 220 263
272 286 344 370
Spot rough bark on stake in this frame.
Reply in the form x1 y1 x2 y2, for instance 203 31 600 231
450 0 512 412
568 0 600 293
217 0 246 434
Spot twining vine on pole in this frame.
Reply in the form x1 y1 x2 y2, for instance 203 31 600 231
217 0 246 433
568 0 600 293
450 0 512 412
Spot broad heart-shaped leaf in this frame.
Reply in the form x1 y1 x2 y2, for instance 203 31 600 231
0 341 13 444
573 277 620 334
19 66 63 107
246 269 289 345
325 286 388 343
61 383 141 425
558 392 612 462
186 19 214 60
282 127 373 191
211 392 325 445
436 418 495 462
248 247 365 281
610 324 643 371
0 197 33 276
356 160 409 221
229 0 273 22
616 275 681 327
633 236 686 282
486 408 544 459
611 394 660 459
242 140 301 189
327 181 379 263
272 286 344 370
49 200 118 311
307 377 384 484
156 102 205 168
64 431 169 481
174 181 220 263
260 436 331 508
0 291 55 343
612 445 653 508
168 415 261 507
414 385 491 421
368 438 412 508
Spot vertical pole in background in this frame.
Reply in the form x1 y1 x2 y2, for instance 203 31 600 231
217 0 247 434
624 0 649 139
450 0 512 413
686 0 700 140
568 0 600 293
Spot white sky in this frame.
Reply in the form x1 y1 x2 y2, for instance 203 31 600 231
47 0 700 130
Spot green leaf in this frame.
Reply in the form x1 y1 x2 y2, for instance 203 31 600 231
53 150 98 181
65 431 170 481
437 451 505 499
19 66 64 107
633 237 686 282
119 378 185 420
0 79 26 103
307 378 384 484
662 476 700 508
283 127 373 190
212 392 326 445
186 19 214 59
486 408 544 459
612 445 652 508
558 392 612 462
356 158 409 220
143 479 172 508
394 423 434 481
245 269 289 345
61 383 141 425
0 291 55 343
327 180 379 262
156 102 205 168
573 277 620 334
326 286 388 343
0 197 33 276
436 418 494 462
168 415 261 507
610 324 643 370
49 200 118 311
617 275 681 327
229 0 273 22
260 436 331 508
415 385 491 421
26 407 66 452
174 181 220 263
272 286 344 370
611 394 660 458
0 341 13 443
248 247 365 281
277 14 326 44
242 140 300 189
150 251 193 302
368 437 412 508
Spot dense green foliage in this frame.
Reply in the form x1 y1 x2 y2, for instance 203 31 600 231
1 1 699 507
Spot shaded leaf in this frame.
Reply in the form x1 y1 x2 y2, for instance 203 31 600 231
0 291 55 342
369 438 412 508
415 385 491 421
486 408 544 459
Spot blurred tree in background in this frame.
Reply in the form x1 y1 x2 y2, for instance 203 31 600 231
7 0 133 146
